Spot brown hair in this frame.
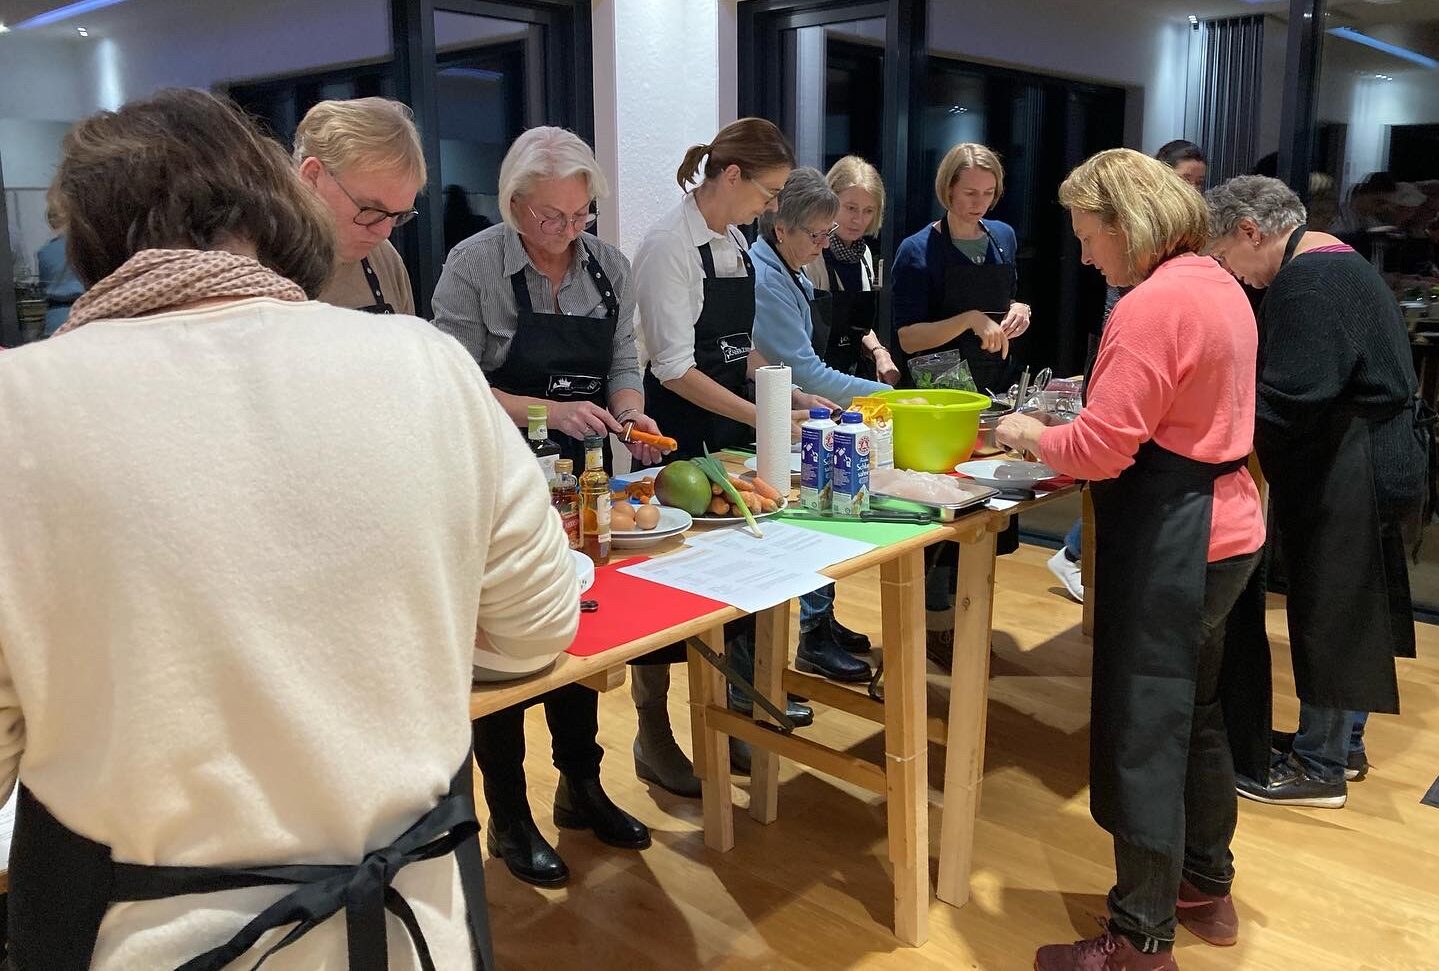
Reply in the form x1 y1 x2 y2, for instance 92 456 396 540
935 143 1005 212
1060 148 1210 282
53 88 335 296
676 117 795 191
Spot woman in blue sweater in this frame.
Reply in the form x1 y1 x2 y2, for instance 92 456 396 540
750 167 884 682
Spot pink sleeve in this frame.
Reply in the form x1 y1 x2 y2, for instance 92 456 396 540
1039 324 1179 481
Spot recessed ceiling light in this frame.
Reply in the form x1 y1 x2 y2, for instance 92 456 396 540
1189 14 1200 26
76 26 88 36
0 22 10 32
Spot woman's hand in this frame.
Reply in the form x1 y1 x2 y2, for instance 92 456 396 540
620 412 665 467
966 313 1010 358
793 390 840 414
790 409 814 441
1001 302 1032 339
549 400 623 441
871 347 901 385
995 413 1047 458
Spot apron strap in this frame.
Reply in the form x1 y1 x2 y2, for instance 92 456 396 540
698 233 753 280
360 257 387 307
1280 224 1309 270
509 242 620 321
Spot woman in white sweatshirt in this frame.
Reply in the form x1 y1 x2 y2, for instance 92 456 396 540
0 88 577 969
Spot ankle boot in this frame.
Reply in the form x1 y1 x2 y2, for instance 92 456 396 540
481 773 569 887
630 664 702 798
554 775 651 850
796 625 872 683
729 736 752 776
823 613 872 654
726 682 814 727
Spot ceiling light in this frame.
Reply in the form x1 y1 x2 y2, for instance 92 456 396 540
0 22 10 32
1328 26 1439 69
11 0 129 30
1188 14 1200 26
76 26 88 36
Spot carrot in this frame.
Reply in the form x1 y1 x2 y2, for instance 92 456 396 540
746 474 782 501
759 496 778 513
707 495 729 516
711 482 724 496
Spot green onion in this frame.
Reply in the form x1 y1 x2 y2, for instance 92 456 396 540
698 446 763 537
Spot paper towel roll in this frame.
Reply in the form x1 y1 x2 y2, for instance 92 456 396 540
755 364 793 492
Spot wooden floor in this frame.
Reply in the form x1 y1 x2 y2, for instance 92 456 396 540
479 544 1439 970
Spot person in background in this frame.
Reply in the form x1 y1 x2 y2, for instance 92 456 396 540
753 166 885 684
0 87 579 969
801 155 900 384
1206 176 1427 808
891 143 1031 666
1049 139 1209 603
35 197 84 337
432 126 655 887
295 97 423 315
632 118 823 790
999 148 1264 970
443 183 493 255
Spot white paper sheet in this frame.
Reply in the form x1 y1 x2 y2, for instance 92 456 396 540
618 547 831 614
686 521 874 572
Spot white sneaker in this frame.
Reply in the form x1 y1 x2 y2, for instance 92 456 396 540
1047 548 1084 603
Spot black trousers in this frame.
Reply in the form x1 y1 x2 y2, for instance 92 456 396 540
1108 551 1259 952
471 683 603 786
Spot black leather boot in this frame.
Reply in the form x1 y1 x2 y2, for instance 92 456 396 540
726 683 814 726
825 613 872 654
554 775 651 850
796 625 873 682
482 775 569 887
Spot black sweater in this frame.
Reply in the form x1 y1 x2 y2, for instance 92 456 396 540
1256 249 1425 508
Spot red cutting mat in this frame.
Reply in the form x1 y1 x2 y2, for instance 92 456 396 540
566 556 730 657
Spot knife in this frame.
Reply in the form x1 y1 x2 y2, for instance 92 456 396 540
782 509 934 524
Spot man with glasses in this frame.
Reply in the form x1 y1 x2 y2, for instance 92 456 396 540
295 98 425 315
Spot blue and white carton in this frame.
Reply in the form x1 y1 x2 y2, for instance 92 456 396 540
799 408 836 512
831 411 871 517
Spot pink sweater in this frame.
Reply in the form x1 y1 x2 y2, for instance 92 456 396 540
1040 255 1265 562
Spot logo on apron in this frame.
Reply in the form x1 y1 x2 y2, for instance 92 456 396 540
717 333 754 365
548 374 604 399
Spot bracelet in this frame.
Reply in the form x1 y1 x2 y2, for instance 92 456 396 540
615 408 641 423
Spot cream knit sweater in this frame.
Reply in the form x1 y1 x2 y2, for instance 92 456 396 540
0 297 578 968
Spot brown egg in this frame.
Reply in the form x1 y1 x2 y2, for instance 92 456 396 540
611 503 636 530
634 504 661 530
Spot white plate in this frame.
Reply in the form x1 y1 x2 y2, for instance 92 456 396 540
743 453 802 476
954 459 1057 488
611 504 693 548
571 548 596 594
689 496 789 527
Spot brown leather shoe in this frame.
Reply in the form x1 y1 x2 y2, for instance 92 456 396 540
1033 928 1178 970
1176 879 1238 946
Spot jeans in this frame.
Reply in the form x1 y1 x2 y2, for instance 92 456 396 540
1063 519 1082 561
1108 551 1259 953
800 584 836 633
471 682 604 786
1292 705 1367 783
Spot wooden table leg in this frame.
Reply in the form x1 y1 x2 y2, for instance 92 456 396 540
937 527 998 908
1080 487 1096 637
749 600 791 824
880 549 929 946
688 625 733 852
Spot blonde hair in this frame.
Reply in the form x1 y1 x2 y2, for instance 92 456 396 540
498 126 609 228
1059 148 1209 282
935 143 1004 212
826 155 885 235
293 97 427 186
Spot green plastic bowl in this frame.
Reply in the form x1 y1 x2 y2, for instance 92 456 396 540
874 389 992 472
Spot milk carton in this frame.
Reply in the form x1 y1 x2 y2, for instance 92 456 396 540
850 396 894 470
831 411 871 517
799 408 836 512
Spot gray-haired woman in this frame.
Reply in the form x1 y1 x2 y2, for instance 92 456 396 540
1206 174 1428 809
751 166 886 684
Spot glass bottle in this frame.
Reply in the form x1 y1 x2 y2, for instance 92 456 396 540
551 458 580 549
577 434 611 565
527 404 561 484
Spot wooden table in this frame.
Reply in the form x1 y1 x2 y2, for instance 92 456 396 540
690 486 1079 946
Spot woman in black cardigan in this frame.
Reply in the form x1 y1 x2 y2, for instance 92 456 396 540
1206 176 1429 808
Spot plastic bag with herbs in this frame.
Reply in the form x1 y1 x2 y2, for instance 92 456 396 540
906 350 977 392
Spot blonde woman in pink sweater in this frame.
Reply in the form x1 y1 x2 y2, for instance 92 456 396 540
998 149 1265 971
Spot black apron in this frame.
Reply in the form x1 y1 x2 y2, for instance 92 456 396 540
1089 441 1247 852
5 757 493 971
1256 226 1417 710
923 221 1019 395
809 251 876 376
486 242 620 469
644 232 756 461
357 257 395 315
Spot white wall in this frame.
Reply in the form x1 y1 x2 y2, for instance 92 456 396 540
927 0 1190 153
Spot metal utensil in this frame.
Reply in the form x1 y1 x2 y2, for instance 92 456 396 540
1032 367 1052 396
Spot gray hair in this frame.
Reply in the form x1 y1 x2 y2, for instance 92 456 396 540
498 126 610 228
1204 175 1307 239
760 166 839 243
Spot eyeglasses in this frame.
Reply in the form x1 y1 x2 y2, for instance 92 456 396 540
327 168 418 228
748 177 785 202
799 222 839 244
526 205 598 236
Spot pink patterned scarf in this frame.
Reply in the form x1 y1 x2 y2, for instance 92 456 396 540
57 249 307 334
